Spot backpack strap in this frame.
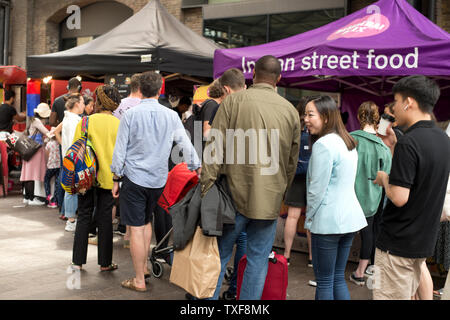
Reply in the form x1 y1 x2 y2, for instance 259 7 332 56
81 116 88 137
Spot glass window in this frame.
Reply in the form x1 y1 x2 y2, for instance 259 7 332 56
204 15 268 48
269 9 344 42
204 8 344 48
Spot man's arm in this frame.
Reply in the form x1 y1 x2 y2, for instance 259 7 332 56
374 171 410 207
172 116 201 172
199 98 230 196
13 112 26 122
54 122 63 145
49 112 58 127
110 115 130 179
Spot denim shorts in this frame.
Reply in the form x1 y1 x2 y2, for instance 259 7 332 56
119 176 164 227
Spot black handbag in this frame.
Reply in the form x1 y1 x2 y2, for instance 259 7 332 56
6 132 42 161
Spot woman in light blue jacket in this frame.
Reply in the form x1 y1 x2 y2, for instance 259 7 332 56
304 95 367 300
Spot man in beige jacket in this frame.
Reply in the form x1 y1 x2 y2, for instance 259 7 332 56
200 55 300 300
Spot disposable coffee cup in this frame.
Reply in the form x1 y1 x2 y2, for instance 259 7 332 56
378 113 395 136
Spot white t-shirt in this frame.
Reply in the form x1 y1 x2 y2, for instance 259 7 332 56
61 111 81 156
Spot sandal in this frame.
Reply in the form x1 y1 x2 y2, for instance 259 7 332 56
100 263 118 272
121 278 147 292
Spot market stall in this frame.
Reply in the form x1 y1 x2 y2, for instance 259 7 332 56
213 0 450 132
26 0 220 81
212 0 450 261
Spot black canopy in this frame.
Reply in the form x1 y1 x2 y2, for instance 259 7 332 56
27 0 221 78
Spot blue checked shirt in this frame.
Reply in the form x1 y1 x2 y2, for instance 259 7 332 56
111 98 201 188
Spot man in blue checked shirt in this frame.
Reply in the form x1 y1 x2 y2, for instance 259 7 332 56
111 71 201 292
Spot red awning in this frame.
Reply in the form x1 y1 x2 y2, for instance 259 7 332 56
0 66 27 86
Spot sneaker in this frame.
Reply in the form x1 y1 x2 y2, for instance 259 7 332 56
364 265 375 277
308 279 317 287
308 259 313 268
28 198 46 206
65 220 77 232
349 272 365 286
23 199 29 205
47 202 58 209
59 215 68 221
222 290 236 301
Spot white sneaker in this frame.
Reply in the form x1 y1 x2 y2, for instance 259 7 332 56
65 220 77 232
365 265 375 277
308 280 317 287
23 199 29 205
28 198 46 206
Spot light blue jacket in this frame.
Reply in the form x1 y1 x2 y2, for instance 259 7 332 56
305 133 367 234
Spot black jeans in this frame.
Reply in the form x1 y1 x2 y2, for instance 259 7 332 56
72 187 114 267
359 215 375 260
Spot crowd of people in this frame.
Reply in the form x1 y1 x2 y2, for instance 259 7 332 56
0 54 449 300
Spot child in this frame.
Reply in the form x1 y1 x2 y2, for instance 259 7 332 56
44 128 61 208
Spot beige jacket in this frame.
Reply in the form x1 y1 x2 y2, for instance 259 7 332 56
200 83 300 220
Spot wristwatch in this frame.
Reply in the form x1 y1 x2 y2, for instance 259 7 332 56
113 175 122 182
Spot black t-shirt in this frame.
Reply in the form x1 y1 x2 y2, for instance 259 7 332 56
51 94 68 124
376 121 450 258
208 104 220 125
0 103 18 132
201 99 219 125
200 99 219 151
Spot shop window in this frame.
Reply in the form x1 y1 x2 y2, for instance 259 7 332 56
204 8 344 48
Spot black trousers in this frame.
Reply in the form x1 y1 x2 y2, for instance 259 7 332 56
370 190 386 264
72 187 114 267
23 181 34 200
359 215 375 260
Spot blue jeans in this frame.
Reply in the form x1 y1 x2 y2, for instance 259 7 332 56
64 193 78 219
212 213 277 300
227 231 248 295
311 232 355 300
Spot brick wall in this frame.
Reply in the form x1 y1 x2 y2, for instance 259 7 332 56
183 7 203 35
9 0 30 68
9 0 205 69
436 0 450 33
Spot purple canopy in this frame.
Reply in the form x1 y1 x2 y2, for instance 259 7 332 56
213 0 450 129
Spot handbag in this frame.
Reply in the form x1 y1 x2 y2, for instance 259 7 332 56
6 132 42 161
169 226 220 299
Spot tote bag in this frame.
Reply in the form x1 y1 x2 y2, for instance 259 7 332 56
169 226 220 299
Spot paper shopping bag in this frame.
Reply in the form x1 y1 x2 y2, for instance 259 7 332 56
170 226 220 299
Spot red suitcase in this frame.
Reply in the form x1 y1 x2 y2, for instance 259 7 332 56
236 251 288 300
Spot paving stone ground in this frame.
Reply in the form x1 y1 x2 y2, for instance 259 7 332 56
0 193 379 300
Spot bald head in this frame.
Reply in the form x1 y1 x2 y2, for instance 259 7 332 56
254 55 281 86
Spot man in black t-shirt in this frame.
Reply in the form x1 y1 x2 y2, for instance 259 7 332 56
0 90 26 137
49 77 82 126
373 76 450 300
